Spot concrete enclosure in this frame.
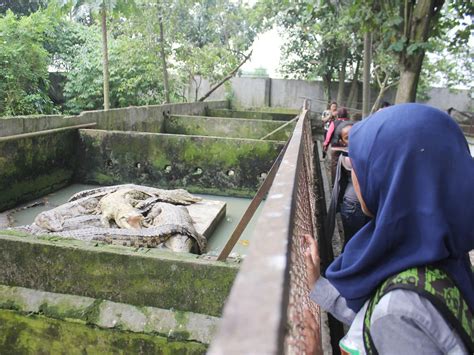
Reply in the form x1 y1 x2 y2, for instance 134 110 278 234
0 100 304 353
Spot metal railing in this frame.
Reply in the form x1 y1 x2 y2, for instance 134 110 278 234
208 106 322 354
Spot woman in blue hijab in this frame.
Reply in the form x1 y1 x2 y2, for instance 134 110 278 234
305 103 474 354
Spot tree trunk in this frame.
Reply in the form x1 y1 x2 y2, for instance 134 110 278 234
395 0 444 103
362 32 372 117
322 74 332 103
336 48 347 105
347 59 360 109
395 53 425 103
371 86 389 114
158 5 170 103
101 6 110 110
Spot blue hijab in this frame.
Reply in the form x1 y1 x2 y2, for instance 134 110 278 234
326 103 474 312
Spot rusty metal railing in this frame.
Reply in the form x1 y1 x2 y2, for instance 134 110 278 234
208 107 322 354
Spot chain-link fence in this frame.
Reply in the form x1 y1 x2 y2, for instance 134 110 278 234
209 108 323 354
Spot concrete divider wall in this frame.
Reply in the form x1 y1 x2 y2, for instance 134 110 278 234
76 129 284 197
0 101 230 211
0 130 77 212
0 233 238 317
91 101 228 132
165 114 295 140
206 108 297 121
0 101 228 137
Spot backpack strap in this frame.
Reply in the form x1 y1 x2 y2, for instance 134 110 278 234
363 266 474 355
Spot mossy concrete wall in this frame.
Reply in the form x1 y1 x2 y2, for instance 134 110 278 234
0 101 229 211
89 101 228 132
206 108 296 121
75 129 283 197
0 310 206 354
165 115 294 141
0 130 77 212
0 233 238 317
0 284 218 344
0 101 228 137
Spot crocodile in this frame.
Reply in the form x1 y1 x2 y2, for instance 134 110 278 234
20 184 206 254
98 188 147 229
145 202 205 253
69 184 202 205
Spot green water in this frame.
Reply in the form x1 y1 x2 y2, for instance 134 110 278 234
9 184 262 257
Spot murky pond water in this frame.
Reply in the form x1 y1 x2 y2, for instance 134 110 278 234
9 184 263 257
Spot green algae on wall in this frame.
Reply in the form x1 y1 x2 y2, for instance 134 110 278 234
75 129 284 198
0 131 77 212
0 234 238 317
0 310 207 355
164 115 295 141
206 108 297 121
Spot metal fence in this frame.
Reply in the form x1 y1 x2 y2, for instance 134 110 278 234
208 107 322 354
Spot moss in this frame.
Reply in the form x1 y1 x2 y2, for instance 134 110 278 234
0 230 31 238
91 172 115 185
0 235 238 317
0 300 21 311
0 310 207 354
76 130 283 197
0 130 76 212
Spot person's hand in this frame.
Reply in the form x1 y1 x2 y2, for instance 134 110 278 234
303 234 320 290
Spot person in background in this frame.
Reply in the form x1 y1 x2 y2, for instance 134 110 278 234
323 107 350 184
352 112 362 121
378 101 391 111
325 121 370 249
321 101 338 138
305 103 474 354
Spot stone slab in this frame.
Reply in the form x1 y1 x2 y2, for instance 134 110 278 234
0 284 218 344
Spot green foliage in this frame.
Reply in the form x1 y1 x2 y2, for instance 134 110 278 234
276 0 363 99
0 10 58 116
62 23 167 113
0 0 49 16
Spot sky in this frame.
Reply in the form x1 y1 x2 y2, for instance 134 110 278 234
240 26 283 78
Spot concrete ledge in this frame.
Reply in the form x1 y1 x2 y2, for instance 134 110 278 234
165 115 294 140
0 233 238 317
206 109 297 121
0 310 207 354
0 284 218 344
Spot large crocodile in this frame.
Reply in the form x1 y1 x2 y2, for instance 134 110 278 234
18 184 206 254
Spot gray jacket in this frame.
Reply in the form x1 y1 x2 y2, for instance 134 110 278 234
310 277 468 354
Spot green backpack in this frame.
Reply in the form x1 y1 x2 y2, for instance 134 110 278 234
363 265 474 354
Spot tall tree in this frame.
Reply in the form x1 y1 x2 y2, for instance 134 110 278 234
59 0 136 110
394 0 444 102
276 1 362 105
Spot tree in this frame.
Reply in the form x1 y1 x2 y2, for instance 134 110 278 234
0 0 49 16
0 10 57 116
59 0 137 110
276 1 362 105
349 0 472 103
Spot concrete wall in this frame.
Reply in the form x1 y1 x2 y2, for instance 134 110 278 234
0 233 237 317
188 77 472 113
0 101 229 211
0 101 228 137
165 115 295 141
0 130 77 211
76 129 283 197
